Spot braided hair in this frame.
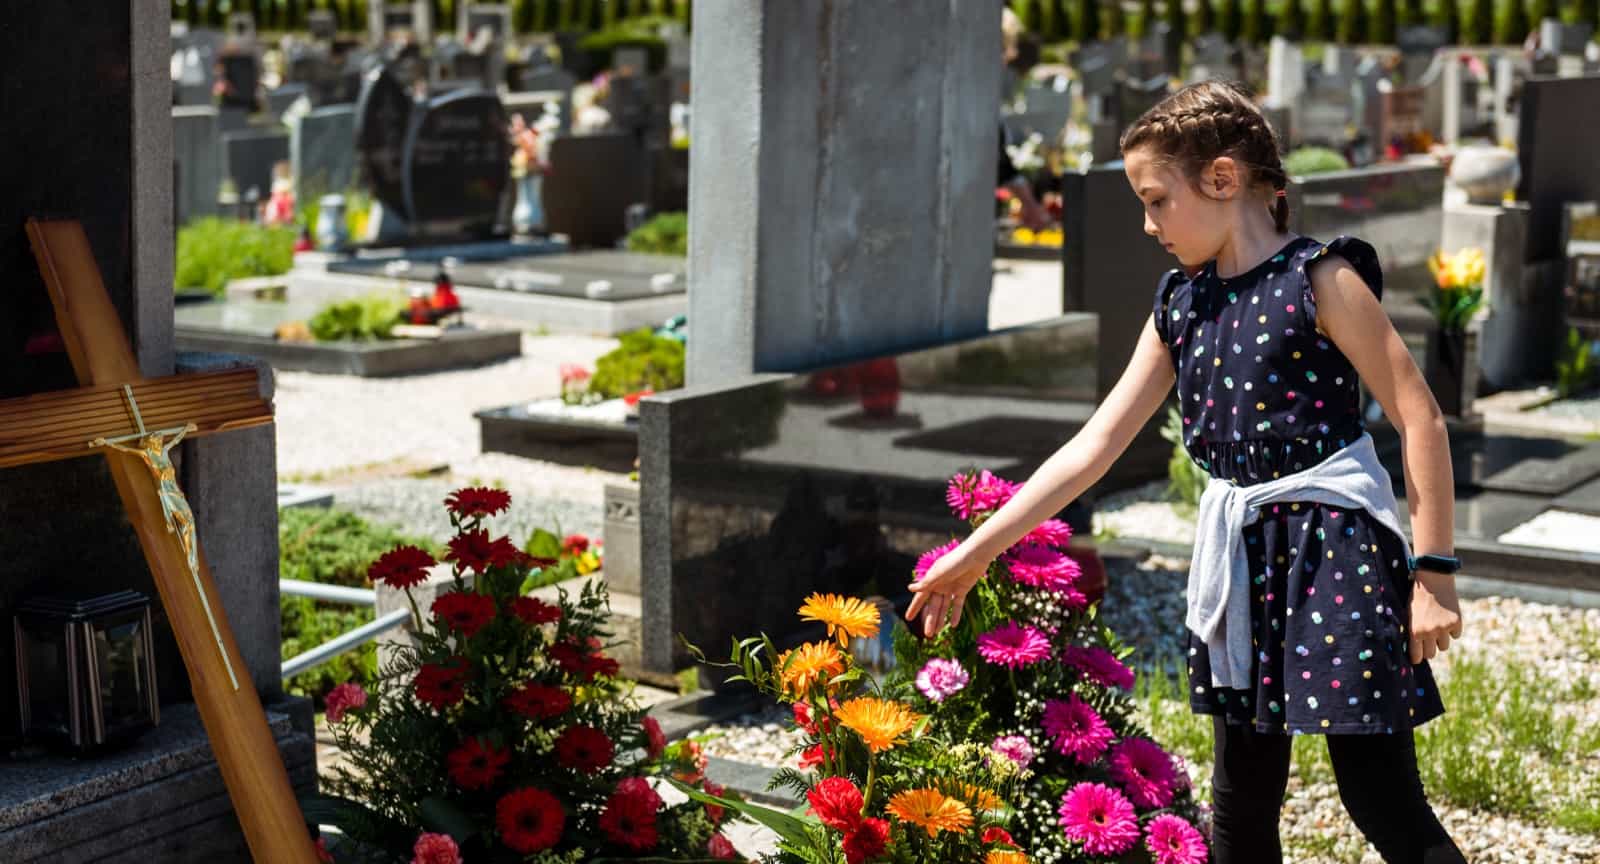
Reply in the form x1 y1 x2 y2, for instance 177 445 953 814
1119 80 1290 233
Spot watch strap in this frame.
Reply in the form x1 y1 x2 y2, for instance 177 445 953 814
1408 553 1461 574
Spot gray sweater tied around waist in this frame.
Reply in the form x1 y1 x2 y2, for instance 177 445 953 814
1185 431 1412 690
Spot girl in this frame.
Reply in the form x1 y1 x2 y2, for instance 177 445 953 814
907 80 1466 863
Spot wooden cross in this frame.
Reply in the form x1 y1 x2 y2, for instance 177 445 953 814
3 219 319 863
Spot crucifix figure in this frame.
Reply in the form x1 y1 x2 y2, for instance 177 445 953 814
89 385 237 691
0 218 320 863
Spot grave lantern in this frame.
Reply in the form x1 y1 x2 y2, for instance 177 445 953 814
13 590 160 752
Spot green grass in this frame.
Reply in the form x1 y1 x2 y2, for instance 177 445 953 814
1137 653 1600 835
175 217 295 295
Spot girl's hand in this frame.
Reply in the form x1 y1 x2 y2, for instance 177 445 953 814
1409 569 1464 664
905 545 992 638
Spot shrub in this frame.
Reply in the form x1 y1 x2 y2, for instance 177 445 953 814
1160 405 1209 509
522 527 603 592
1308 0 1338 39
1337 0 1369 42
279 507 439 702
589 327 686 399
307 295 405 342
624 211 688 257
1284 145 1352 176
1556 327 1597 398
175 217 295 295
310 489 740 860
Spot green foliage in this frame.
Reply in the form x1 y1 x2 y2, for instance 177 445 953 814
1398 0 1426 25
1466 0 1495 42
1073 0 1102 40
1495 0 1531 41
1420 281 1484 331
1556 327 1598 398
1277 0 1308 37
519 527 602 592
279 507 438 701
1284 145 1352 175
1578 0 1600 29
1370 0 1398 42
175 217 295 295
588 327 686 399
1164 0 1190 39
1434 0 1461 39
1243 0 1273 42
1218 0 1244 39
1191 0 1217 33
576 16 668 72
1103 0 1128 36
1160 405 1209 509
1308 0 1339 38
1527 0 1556 27
623 211 688 257
1337 0 1369 42
1131 0 1159 37
307 295 405 342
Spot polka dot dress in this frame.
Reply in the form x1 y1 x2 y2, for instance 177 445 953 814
1153 235 1445 735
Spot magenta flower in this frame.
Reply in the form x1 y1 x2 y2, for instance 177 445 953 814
1145 814 1209 864
1062 646 1136 692
976 622 1053 669
972 471 1022 513
1058 782 1140 855
324 682 367 724
946 472 981 520
1004 544 1081 591
915 657 970 703
1108 737 1180 809
1042 695 1114 764
913 539 962 583
1023 518 1073 548
990 734 1035 768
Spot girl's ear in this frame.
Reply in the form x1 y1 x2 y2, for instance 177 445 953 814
1204 156 1241 199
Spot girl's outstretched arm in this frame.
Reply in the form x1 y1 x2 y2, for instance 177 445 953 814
906 316 1177 636
1311 256 1464 664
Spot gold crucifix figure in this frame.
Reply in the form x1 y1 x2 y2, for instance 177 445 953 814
88 384 238 691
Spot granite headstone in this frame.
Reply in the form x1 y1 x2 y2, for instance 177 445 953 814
401 89 511 236
354 63 415 220
291 103 357 197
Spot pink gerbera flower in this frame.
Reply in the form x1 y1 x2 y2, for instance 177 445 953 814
1042 695 1114 764
946 472 982 520
1108 737 1180 809
913 539 962 583
1004 544 1081 591
1058 782 1140 855
1145 813 1209 864
915 657 970 703
990 734 1035 768
1023 518 1073 548
976 622 1053 669
1061 646 1136 692
972 471 1022 513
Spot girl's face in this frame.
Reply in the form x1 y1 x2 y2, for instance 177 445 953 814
1123 146 1231 270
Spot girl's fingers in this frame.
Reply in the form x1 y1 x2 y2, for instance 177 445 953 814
1436 633 1451 653
1423 639 1438 660
1409 636 1423 665
905 591 927 621
922 596 945 638
950 593 967 628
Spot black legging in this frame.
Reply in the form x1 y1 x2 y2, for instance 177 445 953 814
1209 717 1466 863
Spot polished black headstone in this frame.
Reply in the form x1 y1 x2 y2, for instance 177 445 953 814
400 90 511 237
1516 76 1600 262
542 133 649 249
355 64 415 220
221 127 290 201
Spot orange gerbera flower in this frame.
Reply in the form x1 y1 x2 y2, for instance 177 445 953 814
885 788 974 838
798 593 880 647
985 850 1029 864
777 641 845 696
835 697 922 753
954 783 1003 813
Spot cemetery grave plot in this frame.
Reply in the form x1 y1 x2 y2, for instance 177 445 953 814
328 249 686 301
174 296 522 377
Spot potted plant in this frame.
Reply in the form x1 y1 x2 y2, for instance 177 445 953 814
1422 247 1487 417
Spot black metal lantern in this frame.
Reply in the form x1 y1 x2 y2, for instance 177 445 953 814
13 590 159 752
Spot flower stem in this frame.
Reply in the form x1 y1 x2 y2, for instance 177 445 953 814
404 586 424 632
863 750 877 813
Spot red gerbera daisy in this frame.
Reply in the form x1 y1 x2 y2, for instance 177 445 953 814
496 787 564 853
368 545 437 589
432 591 497 637
511 596 562 626
806 776 864 833
413 658 469 711
445 486 512 518
562 533 590 554
599 785 660 851
447 736 510 790
842 817 890 864
503 683 571 720
548 638 618 682
446 529 523 573
555 724 615 773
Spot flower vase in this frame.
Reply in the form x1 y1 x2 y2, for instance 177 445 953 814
1424 327 1469 417
512 173 543 235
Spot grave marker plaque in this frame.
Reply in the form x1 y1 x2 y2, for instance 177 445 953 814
402 90 511 236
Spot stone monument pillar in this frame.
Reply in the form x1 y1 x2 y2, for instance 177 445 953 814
684 0 1000 387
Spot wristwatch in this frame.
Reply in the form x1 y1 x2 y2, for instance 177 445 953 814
1407 553 1462 574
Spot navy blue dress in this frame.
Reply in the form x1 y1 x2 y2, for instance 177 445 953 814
1153 235 1445 735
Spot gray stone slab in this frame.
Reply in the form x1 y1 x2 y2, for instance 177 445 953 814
1477 442 1600 495
477 404 639 473
221 127 291 200
278 483 336 509
292 104 358 196
173 106 221 228
176 324 524 377
1552 476 1600 516
704 756 795 807
330 250 687 301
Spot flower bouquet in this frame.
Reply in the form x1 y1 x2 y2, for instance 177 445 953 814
683 469 1209 863
1422 247 1487 416
306 487 745 862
